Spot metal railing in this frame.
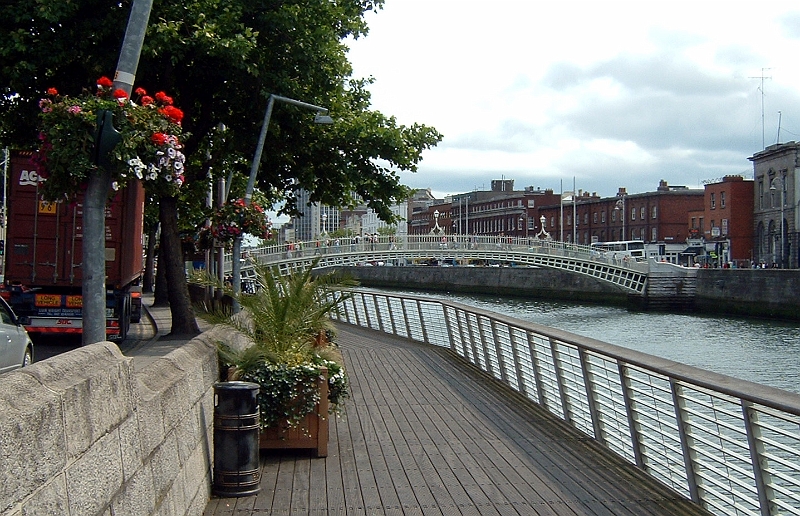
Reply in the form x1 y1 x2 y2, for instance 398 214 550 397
231 235 650 293
331 289 800 516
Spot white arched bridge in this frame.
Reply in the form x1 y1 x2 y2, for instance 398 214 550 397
230 235 672 295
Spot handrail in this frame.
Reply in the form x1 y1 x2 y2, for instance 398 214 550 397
228 235 651 293
331 288 800 516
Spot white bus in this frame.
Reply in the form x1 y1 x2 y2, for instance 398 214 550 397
590 240 646 259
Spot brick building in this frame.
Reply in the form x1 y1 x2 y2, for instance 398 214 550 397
538 180 705 247
700 176 754 266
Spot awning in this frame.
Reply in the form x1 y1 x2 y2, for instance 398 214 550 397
680 246 705 255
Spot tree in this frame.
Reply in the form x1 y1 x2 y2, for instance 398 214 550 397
0 0 442 337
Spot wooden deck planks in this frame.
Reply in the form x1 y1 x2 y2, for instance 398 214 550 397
205 324 713 516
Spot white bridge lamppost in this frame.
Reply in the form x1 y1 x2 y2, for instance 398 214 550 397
231 95 333 310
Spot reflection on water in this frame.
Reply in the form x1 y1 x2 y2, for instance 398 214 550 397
374 288 800 394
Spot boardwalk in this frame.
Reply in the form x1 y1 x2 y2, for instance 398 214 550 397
204 324 712 516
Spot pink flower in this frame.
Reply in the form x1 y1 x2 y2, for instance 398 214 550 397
67 105 82 114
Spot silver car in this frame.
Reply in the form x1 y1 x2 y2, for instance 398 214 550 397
0 296 33 373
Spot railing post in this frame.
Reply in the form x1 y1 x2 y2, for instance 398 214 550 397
549 337 572 423
372 295 385 333
508 328 529 397
401 298 413 339
490 320 509 384
578 349 603 443
441 304 457 352
360 293 373 329
617 363 645 469
741 400 773 516
526 331 547 407
416 299 430 345
670 380 701 504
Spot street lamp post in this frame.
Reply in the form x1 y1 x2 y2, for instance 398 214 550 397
321 212 327 237
615 195 626 241
231 94 332 309
770 176 786 267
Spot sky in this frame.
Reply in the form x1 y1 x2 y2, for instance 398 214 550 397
344 0 800 201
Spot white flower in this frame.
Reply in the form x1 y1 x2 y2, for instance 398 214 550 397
148 172 158 181
167 147 176 158
111 181 119 191
174 161 183 171
164 174 173 182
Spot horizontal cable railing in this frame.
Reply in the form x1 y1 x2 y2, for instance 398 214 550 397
332 288 800 516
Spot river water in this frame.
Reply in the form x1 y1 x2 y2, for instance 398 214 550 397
374 288 800 394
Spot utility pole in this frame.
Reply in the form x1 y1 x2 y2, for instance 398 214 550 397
83 0 153 345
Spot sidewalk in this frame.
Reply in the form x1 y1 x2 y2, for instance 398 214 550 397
124 292 212 370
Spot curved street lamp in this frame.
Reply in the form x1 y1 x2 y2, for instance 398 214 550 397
231 94 332 309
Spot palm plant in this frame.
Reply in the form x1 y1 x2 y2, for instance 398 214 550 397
193 260 355 429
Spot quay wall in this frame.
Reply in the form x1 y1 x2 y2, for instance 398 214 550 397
334 265 629 304
695 268 800 319
337 265 800 320
0 327 228 516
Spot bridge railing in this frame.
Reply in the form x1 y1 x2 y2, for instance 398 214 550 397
332 289 800 516
234 235 649 273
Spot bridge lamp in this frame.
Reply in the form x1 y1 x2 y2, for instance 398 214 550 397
232 94 333 310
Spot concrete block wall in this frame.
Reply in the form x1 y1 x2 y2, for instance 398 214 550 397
0 327 226 516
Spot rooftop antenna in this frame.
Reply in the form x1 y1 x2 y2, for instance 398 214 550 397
776 110 782 144
749 67 772 149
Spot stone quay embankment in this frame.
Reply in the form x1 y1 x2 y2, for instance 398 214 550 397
335 265 800 320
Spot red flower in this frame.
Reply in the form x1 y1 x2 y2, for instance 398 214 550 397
158 105 184 124
141 95 154 106
134 87 147 97
46 87 58 96
113 89 129 100
97 76 113 88
151 133 168 146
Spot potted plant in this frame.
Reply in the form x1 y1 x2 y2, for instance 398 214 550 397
196 260 354 457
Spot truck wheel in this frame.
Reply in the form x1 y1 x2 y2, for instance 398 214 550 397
119 296 131 341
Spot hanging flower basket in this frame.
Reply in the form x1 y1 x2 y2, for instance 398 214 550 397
34 76 187 201
201 198 273 250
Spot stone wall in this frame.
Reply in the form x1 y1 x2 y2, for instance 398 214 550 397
0 327 226 516
695 268 800 319
335 265 629 304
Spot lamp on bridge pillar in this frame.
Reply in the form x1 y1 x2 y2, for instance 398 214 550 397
430 209 443 235
770 175 786 268
321 212 328 237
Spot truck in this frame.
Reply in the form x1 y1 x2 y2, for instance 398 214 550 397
1 150 144 341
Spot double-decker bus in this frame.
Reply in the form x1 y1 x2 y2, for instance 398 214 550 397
590 240 646 259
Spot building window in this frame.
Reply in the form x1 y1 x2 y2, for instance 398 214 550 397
758 180 764 209
720 191 726 209
601 211 606 223
651 227 657 241
640 206 645 219
631 207 636 221
612 210 617 222
651 206 657 219
593 212 598 223
584 213 589 224
550 216 555 227
710 193 716 209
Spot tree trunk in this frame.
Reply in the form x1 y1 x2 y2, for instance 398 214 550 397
143 222 159 293
153 254 169 306
159 195 200 337
82 171 111 345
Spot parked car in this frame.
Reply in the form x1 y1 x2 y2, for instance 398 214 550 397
0 296 33 374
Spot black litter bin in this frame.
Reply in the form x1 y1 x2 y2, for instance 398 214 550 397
213 381 261 497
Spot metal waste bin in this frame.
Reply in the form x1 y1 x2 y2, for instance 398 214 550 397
213 381 261 497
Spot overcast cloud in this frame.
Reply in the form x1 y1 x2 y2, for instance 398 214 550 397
345 0 800 199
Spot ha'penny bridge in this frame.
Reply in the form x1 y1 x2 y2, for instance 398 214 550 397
205 235 799 516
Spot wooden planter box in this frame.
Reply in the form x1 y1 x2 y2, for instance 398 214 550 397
259 368 329 458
